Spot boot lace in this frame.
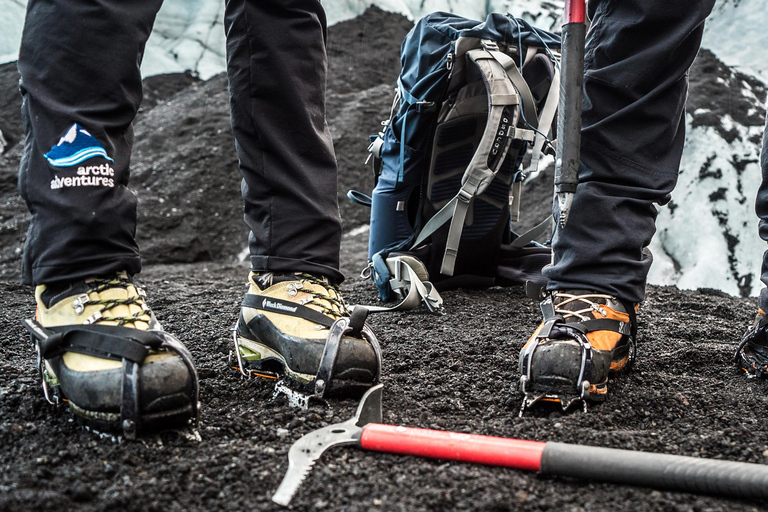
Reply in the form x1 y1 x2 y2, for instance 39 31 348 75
294 273 349 320
79 276 151 327
552 291 614 322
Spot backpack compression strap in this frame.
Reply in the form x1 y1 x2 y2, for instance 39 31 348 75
360 254 444 314
495 48 559 247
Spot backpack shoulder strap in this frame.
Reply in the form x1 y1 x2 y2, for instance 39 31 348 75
411 43 527 276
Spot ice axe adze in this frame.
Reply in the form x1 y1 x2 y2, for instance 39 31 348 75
273 384 768 506
554 0 587 228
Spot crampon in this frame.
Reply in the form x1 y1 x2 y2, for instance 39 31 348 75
518 289 637 415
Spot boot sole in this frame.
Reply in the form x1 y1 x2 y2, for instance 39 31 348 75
234 333 378 397
68 400 195 433
43 359 196 434
236 335 315 384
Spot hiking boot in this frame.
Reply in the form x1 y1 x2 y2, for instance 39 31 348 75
735 309 768 378
22 272 198 438
518 290 637 412
233 272 381 397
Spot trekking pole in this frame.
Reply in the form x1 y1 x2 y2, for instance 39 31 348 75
273 385 768 505
554 0 587 228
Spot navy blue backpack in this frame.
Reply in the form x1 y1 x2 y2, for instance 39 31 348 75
351 12 561 313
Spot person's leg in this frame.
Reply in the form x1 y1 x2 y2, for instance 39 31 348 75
224 0 380 395
735 112 768 376
544 0 716 303
520 0 716 408
224 0 343 283
757 115 768 314
18 0 163 286
18 0 197 437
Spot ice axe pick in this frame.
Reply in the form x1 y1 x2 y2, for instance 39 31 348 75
273 384 768 506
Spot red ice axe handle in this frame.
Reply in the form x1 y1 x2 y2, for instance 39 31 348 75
361 424 546 471
361 424 768 500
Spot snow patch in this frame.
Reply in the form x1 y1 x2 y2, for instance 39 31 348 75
703 0 768 83
649 115 764 297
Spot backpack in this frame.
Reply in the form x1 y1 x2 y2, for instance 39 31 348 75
350 12 561 313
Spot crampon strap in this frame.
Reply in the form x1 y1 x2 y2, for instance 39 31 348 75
314 307 382 398
519 295 636 400
21 318 199 439
239 296 383 398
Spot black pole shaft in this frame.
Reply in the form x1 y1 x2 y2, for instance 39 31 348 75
541 442 768 500
554 21 586 195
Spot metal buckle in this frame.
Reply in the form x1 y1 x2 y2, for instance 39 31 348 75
34 343 58 405
83 310 103 325
72 294 90 315
230 325 250 379
360 262 374 280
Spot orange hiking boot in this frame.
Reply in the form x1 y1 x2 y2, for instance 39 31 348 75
233 272 381 398
518 290 637 413
22 272 198 438
735 309 768 378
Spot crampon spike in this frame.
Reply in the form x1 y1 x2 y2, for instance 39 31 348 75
519 392 587 417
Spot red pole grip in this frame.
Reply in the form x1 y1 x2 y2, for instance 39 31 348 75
563 0 586 24
360 424 546 471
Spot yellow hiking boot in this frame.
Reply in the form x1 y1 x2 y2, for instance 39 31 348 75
233 272 381 397
22 272 198 438
518 290 637 413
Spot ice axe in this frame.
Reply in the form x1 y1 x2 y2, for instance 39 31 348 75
273 384 768 506
554 0 587 228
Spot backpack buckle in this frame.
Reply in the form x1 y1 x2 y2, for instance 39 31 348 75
415 101 436 113
457 189 473 203
481 40 500 52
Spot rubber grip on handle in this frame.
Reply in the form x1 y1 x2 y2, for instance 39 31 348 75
564 0 586 24
554 20 586 195
360 423 546 471
542 442 768 500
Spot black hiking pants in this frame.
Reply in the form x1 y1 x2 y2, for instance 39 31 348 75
17 0 344 286
543 0 717 304
758 115 768 311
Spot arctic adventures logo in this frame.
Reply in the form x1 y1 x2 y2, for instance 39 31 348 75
50 163 116 190
45 123 117 190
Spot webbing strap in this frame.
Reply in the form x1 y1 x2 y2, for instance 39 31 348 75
362 256 443 314
489 50 539 129
29 323 162 363
397 78 417 183
241 293 334 328
510 216 554 248
509 180 522 222
399 110 408 182
441 189 472 275
575 318 632 336
397 76 420 105
527 64 560 174
411 193 459 249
